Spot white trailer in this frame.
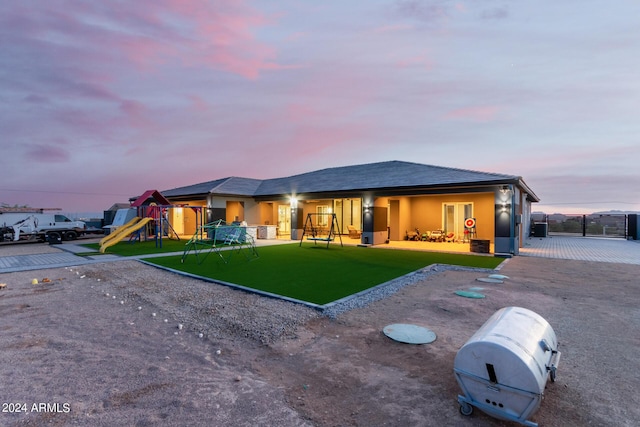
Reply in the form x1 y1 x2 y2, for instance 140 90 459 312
0 210 86 243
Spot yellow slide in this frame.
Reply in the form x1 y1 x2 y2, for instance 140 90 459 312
99 217 141 247
99 217 153 253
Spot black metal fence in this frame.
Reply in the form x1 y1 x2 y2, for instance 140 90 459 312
531 214 631 238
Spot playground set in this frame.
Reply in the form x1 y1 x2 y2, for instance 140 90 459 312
299 213 343 248
99 190 205 253
181 219 259 264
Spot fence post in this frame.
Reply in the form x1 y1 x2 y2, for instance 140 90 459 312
582 214 586 237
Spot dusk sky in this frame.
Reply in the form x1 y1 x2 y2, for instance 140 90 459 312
1 1 638 215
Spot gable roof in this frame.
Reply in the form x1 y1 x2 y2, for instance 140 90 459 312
162 161 539 201
131 189 172 207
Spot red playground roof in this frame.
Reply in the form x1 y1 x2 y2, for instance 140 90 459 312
131 190 172 207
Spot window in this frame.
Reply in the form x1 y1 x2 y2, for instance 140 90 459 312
317 205 330 226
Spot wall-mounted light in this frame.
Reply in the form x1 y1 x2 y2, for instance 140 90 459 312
364 204 371 213
500 185 511 195
290 196 298 212
501 203 511 212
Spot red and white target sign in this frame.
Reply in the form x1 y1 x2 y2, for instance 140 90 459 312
464 218 476 229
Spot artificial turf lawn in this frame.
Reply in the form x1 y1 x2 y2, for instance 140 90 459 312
81 239 187 256
145 243 503 306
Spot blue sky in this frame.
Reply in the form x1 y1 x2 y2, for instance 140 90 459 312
1 1 638 214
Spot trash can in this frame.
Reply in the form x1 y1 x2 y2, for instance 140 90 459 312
454 307 560 426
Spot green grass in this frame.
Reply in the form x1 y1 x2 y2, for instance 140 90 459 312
82 239 187 256
145 243 503 306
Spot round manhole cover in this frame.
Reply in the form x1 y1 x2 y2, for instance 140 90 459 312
383 324 437 344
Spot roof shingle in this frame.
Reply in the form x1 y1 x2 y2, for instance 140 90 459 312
162 161 530 199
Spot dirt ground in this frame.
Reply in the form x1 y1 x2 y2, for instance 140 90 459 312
0 246 638 427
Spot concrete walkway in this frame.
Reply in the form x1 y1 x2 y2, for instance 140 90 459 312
0 239 297 274
1 236 639 274
520 236 640 265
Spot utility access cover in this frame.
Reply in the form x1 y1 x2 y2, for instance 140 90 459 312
476 277 504 284
455 290 486 299
383 324 437 344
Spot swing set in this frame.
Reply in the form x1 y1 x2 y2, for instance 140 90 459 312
299 213 343 248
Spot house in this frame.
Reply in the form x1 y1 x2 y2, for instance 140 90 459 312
160 160 539 255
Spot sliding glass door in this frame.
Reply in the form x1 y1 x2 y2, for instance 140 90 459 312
333 199 361 233
443 203 473 240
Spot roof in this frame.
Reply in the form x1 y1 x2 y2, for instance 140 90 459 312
161 161 539 201
162 177 263 198
131 189 172 207
254 161 519 196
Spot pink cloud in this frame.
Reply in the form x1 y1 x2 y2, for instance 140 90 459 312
445 105 501 122
25 143 70 163
3 1 291 80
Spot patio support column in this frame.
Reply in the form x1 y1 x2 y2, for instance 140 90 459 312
290 202 303 241
362 196 388 245
494 185 515 256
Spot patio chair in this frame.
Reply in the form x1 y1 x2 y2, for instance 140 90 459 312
347 225 361 238
223 228 242 245
445 232 455 242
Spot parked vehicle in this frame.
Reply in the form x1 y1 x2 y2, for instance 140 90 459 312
0 211 86 242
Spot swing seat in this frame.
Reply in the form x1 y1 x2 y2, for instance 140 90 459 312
307 237 333 242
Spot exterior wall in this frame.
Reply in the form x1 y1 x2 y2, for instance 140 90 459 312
208 196 260 224
242 199 261 224
226 201 244 223
257 202 275 225
176 201 206 236
405 193 496 242
168 182 535 253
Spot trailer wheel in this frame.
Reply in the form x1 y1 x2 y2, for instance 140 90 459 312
63 231 78 241
459 403 473 416
47 232 62 245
